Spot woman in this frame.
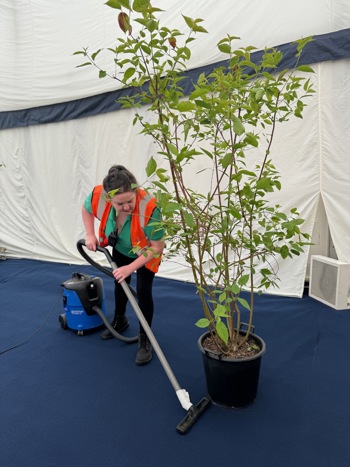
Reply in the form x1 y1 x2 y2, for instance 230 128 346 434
82 165 165 365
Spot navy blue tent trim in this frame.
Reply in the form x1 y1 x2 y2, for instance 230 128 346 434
1 28 350 130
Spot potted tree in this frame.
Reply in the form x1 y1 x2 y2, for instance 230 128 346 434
75 0 314 408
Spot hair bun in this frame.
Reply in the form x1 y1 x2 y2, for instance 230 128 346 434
108 164 126 175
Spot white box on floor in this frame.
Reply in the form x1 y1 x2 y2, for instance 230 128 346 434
309 255 350 310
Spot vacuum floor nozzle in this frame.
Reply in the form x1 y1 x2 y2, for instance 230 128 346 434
176 397 211 434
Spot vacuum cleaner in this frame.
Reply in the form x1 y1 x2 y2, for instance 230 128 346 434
59 272 106 336
71 239 211 434
60 260 138 342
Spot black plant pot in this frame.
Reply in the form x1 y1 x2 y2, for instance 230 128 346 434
198 331 266 408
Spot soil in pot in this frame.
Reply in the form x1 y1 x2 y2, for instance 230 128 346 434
201 332 262 359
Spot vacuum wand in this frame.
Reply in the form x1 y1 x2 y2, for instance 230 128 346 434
110 258 211 434
76 240 211 434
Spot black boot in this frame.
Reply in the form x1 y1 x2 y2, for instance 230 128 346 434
100 316 129 340
135 333 152 365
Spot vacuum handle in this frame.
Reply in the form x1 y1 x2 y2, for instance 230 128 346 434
76 239 139 296
78 239 140 283
76 238 114 265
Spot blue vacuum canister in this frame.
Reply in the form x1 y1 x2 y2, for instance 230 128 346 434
59 272 106 335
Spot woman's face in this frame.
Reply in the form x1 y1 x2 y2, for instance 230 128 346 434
110 191 137 213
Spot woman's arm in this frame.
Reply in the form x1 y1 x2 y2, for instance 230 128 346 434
81 205 98 251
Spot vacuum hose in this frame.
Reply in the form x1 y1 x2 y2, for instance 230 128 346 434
76 239 138 343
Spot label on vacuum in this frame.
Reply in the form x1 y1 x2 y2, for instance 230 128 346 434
70 309 84 315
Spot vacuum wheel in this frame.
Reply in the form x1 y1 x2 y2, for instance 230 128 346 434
59 313 68 330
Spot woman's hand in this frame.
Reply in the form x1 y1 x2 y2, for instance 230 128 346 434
82 206 98 251
112 240 164 283
85 233 98 251
113 264 135 283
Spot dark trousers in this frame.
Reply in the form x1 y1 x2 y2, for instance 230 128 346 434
112 248 155 334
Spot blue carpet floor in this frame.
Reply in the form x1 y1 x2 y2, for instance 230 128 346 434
1 258 350 467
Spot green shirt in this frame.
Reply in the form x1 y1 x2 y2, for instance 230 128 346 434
84 192 164 258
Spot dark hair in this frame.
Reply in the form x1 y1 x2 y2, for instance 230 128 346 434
103 165 138 194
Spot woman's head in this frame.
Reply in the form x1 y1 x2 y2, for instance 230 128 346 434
103 165 138 195
103 165 138 213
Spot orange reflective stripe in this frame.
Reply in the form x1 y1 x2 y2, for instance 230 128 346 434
91 186 102 218
98 203 112 247
91 185 111 247
131 189 162 273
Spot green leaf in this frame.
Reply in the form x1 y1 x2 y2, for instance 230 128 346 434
91 49 102 60
156 168 169 183
245 133 259 147
218 35 240 45
256 177 273 191
195 318 210 328
76 62 92 68
297 65 314 73
176 101 196 112
280 245 290 259
146 18 158 32
193 24 208 33
231 283 240 294
255 88 264 101
140 44 151 55
146 156 157 177
182 15 194 29
238 274 250 286
221 152 233 169
132 0 150 12
216 321 229 344
218 43 231 54
168 143 178 156
219 292 226 303
183 121 191 141
189 88 209 99
237 297 250 310
232 115 245 135
229 207 242 220
183 211 195 227
194 99 211 109
164 202 181 213
295 36 314 54
124 67 135 80
214 304 228 318
105 0 122 10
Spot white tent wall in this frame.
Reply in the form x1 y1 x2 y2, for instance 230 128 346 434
1 0 349 112
1 1 350 298
320 59 350 263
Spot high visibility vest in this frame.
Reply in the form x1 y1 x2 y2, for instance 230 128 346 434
90 186 162 273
